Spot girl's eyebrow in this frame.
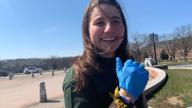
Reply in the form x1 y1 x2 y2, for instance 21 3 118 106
94 16 120 21
93 16 105 21
92 15 121 22
111 16 121 20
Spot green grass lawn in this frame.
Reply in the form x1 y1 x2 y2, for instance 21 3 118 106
148 69 192 108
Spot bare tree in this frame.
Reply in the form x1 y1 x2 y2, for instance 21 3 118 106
160 34 178 61
130 32 147 62
174 24 192 61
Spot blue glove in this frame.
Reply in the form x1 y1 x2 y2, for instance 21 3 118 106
116 57 149 100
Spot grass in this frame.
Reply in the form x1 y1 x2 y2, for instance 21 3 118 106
148 69 192 108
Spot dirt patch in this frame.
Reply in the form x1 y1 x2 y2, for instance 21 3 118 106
166 96 184 107
149 70 158 79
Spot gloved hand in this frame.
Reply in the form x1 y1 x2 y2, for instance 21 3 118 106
116 57 149 100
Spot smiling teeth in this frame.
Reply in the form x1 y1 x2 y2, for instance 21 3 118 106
103 37 115 41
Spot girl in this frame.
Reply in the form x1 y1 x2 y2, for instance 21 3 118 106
63 0 149 108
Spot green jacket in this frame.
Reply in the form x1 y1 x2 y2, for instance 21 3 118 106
63 67 118 108
63 56 147 108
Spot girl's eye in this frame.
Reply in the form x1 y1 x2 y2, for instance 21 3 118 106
112 20 120 25
95 21 105 26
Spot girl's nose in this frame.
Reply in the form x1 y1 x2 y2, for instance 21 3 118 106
104 23 113 33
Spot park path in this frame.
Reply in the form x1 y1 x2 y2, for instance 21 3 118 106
0 71 65 108
168 64 192 70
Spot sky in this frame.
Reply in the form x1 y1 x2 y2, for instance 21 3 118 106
0 0 192 60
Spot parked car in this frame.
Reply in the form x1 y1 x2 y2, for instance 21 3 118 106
23 67 42 74
0 70 8 77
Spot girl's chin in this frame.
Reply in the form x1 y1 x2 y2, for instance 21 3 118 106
102 52 115 58
100 48 116 58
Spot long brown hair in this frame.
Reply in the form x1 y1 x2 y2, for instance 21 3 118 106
73 0 130 91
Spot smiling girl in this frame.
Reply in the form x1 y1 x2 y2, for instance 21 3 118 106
63 0 148 108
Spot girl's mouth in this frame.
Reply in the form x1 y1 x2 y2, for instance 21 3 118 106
101 36 123 43
102 37 115 41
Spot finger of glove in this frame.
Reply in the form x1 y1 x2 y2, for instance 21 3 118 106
137 64 149 79
131 72 149 99
138 75 148 96
132 61 140 67
116 57 123 73
124 59 135 70
123 59 137 75
124 60 140 68
124 59 133 66
132 76 142 99
136 64 145 74
133 77 145 99
136 71 149 83
136 69 149 85
132 61 141 75
142 71 149 81
125 76 138 100
139 64 144 69
135 71 149 95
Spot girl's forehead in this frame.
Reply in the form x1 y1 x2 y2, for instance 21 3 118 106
90 4 121 20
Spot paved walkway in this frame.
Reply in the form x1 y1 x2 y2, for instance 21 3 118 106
0 71 65 108
168 64 192 69
26 98 64 108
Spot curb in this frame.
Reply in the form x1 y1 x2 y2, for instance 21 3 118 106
144 67 168 100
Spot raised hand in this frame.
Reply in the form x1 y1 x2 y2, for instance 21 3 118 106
116 57 149 100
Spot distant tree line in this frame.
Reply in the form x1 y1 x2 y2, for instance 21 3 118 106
0 56 78 73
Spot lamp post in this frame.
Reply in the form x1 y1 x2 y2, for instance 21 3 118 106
150 33 158 65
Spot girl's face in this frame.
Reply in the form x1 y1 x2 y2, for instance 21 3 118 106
89 4 125 57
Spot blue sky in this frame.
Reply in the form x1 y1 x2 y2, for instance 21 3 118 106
0 0 191 60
